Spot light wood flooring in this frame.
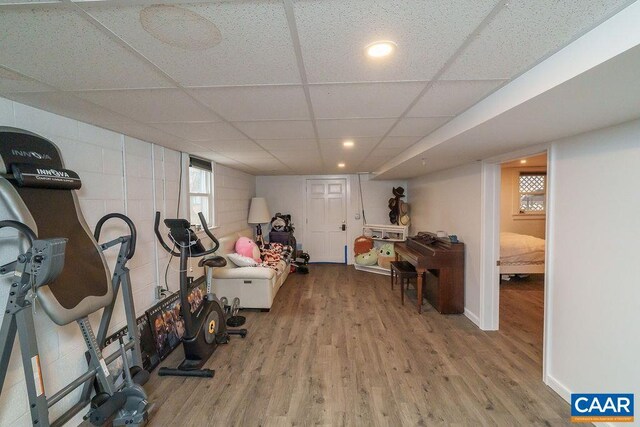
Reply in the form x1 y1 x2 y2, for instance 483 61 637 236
144 266 570 426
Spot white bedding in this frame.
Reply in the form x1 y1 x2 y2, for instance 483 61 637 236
500 232 545 264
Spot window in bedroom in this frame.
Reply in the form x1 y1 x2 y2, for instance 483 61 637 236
518 172 546 214
188 156 214 230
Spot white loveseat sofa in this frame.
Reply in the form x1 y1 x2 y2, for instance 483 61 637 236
208 228 290 310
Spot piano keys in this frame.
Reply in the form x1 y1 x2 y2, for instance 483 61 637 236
394 233 465 314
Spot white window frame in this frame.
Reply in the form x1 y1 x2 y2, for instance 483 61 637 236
513 169 546 219
188 157 215 230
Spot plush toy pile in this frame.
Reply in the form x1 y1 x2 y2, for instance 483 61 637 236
258 242 293 273
377 243 395 269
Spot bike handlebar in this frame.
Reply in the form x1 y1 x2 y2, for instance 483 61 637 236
154 211 219 258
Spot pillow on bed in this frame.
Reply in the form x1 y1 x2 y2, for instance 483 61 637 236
227 253 259 267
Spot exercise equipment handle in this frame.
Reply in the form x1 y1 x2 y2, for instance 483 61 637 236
154 212 180 257
197 212 220 254
94 213 137 260
0 220 37 275
0 220 37 244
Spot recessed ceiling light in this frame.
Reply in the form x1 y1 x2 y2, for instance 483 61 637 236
338 163 346 168
520 159 527 164
343 140 354 148
365 40 397 58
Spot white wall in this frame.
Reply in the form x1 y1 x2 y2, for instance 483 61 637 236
406 118 640 414
545 118 640 411
0 96 255 426
500 166 546 239
407 162 483 323
256 174 407 263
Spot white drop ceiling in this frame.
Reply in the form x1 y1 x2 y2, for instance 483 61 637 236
0 0 635 176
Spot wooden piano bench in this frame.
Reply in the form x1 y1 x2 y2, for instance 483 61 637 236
390 261 417 305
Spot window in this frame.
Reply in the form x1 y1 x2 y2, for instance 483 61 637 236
518 172 546 214
188 156 213 229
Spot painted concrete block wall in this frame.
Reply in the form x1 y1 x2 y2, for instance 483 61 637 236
545 119 640 409
407 162 483 323
0 96 255 426
256 174 406 263
500 166 546 239
214 163 256 239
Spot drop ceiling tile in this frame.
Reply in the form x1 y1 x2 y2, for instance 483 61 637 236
257 139 318 150
105 122 193 149
316 138 380 158
74 89 217 123
189 86 309 121
369 147 406 157
1 91 135 126
316 119 395 139
293 0 496 83
443 0 632 80
378 136 421 149
196 139 262 152
84 2 301 86
269 149 321 160
232 120 315 139
0 66 54 93
149 122 244 141
217 151 273 161
309 82 425 119
389 117 450 137
0 7 170 90
359 156 389 172
190 151 242 165
408 80 504 117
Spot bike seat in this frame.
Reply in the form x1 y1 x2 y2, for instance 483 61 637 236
198 256 227 268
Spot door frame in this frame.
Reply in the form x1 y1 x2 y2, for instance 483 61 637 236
303 176 350 264
479 142 552 381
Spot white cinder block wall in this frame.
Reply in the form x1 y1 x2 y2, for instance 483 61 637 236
0 96 255 426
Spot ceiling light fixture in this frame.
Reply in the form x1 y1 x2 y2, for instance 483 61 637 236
520 159 527 164
343 140 354 148
421 158 426 166
338 163 346 168
365 40 397 58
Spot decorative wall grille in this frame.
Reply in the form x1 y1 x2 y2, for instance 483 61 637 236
519 173 545 213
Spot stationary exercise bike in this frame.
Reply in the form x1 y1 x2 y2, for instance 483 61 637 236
154 211 246 378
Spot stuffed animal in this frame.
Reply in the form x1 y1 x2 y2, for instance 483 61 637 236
377 243 395 269
354 235 374 256
355 248 378 266
235 237 261 263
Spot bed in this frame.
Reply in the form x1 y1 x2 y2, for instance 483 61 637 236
500 232 546 275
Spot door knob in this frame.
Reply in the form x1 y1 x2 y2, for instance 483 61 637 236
341 223 346 231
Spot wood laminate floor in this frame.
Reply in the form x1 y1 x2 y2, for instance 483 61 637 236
145 266 570 426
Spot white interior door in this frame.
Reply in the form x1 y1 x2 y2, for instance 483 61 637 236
305 179 347 263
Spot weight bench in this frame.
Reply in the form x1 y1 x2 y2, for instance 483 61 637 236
0 127 150 426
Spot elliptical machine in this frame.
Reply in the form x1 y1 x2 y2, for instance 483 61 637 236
153 211 246 378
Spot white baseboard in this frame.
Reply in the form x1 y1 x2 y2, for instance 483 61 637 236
464 308 480 327
545 373 571 402
545 375 617 427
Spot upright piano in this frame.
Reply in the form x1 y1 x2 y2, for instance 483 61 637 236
394 232 465 314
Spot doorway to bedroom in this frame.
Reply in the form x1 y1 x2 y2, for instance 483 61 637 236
498 153 547 372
